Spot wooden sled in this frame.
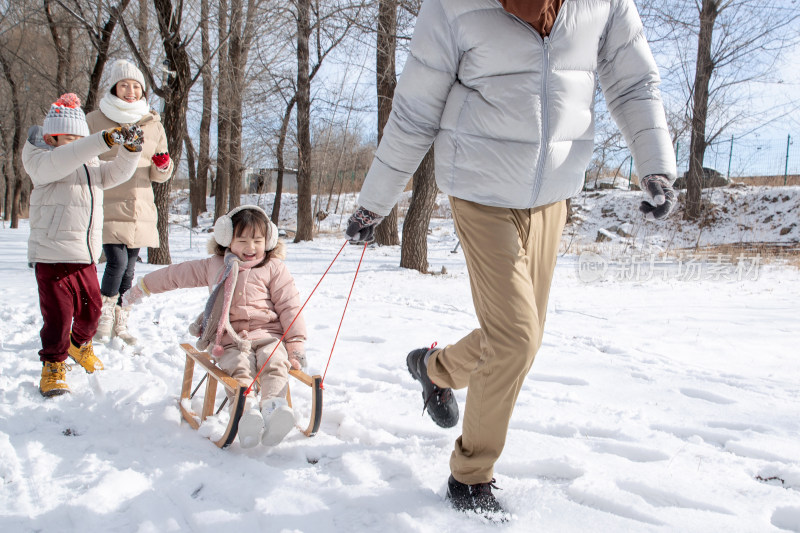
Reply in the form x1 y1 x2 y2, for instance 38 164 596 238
179 343 323 448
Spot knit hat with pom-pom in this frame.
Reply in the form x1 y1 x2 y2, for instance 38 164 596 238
42 93 90 137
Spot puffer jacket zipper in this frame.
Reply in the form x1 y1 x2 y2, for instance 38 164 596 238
83 164 95 263
531 35 551 206
499 2 564 206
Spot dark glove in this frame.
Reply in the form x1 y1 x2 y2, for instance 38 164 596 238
345 206 384 244
639 174 675 220
103 125 144 153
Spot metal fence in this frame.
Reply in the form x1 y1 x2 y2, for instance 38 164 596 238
675 134 798 182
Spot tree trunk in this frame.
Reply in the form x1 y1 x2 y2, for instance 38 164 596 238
0 51 24 228
185 129 198 224
373 0 400 246
193 0 212 227
136 0 150 61
685 0 719 220
147 0 193 264
44 0 69 93
84 0 132 112
215 0 231 221
294 0 314 242
400 148 437 272
226 0 244 212
272 98 295 226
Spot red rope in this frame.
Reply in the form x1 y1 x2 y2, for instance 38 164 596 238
244 240 349 396
321 241 368 386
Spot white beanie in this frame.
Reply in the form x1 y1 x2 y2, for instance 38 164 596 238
42 93 90 137
107 59 146 93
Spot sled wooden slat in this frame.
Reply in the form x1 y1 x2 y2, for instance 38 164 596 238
179 343 323 446
287 369 323 437
179 343 246 448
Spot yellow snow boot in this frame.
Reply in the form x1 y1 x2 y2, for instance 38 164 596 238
40 361 71 397
68 336 104 373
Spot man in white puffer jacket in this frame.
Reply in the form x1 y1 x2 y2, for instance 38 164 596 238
23 93 143 398
346 0 677 519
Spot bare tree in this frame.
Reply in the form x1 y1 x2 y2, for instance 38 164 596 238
373 0 400 246
645 0 800 219
0 49 25 228
215 0 231 220
400 148 437 271
191 0 212 226
55 0 132 112
293 0 367 241
119 0 202 263
44 0 71 93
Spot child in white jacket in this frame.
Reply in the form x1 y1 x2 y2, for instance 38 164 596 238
23 93 143 397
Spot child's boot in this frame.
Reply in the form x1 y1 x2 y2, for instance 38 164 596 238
94 294 117 343
113 305 137 345
261 397 295 446
67 335 104 373
39 361 71 397
237 396 264 449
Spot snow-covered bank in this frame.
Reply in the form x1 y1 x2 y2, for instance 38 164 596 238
1 188 799 532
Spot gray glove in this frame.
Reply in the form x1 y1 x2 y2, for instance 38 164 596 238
345 206 384 244
639 174 676 220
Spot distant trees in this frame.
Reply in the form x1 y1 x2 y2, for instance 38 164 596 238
642 0 800 219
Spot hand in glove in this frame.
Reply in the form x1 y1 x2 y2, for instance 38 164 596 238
639 174 676 220
152 152 170 171
345 206 384 244
122 278 150 307
285 340 306 371
103 124 144 152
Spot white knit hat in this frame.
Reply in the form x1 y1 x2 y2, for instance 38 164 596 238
42 93 90 137
107 59 146 92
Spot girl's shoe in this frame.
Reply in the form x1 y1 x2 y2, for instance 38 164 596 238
261 398 295 446
237 396 264 448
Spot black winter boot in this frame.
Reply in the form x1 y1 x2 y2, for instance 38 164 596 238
406 346 459 428
446 474 508 522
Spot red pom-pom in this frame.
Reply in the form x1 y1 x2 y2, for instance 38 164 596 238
54 93 82 109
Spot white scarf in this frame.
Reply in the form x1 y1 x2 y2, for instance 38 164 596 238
99 93 151 124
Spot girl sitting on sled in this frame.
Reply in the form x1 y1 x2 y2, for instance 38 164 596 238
125 205 307 447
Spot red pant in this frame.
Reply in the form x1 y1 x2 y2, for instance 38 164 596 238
35 263 102 363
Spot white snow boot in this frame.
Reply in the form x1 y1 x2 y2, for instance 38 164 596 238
94 294 117 343
261 397 295 446
237 396 264 449
113 305 137 345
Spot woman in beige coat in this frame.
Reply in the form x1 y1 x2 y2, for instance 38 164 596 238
87 59 174 345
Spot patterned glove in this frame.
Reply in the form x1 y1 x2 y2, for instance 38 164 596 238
103 125 144 153
285 340 306 371
152 152 170 170
639 174 676 220
122 278 150 307
345 206 384 244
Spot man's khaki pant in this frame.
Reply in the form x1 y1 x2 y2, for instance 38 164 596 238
427 197 566 485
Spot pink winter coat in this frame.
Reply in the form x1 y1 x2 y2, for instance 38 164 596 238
141 241 306 346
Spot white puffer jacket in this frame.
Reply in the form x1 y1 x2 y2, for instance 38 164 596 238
23 127 142 264
359 0 676 215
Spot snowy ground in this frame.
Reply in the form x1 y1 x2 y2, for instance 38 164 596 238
1 188 799 532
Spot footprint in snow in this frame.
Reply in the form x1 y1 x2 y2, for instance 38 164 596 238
679 387 736 405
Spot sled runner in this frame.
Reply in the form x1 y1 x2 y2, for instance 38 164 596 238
179 343 323 448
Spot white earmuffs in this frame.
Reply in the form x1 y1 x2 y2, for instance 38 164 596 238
213 205 279 250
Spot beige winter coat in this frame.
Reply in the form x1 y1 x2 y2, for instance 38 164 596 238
23 127 142 264
86 109 174 248
141 241 307 346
